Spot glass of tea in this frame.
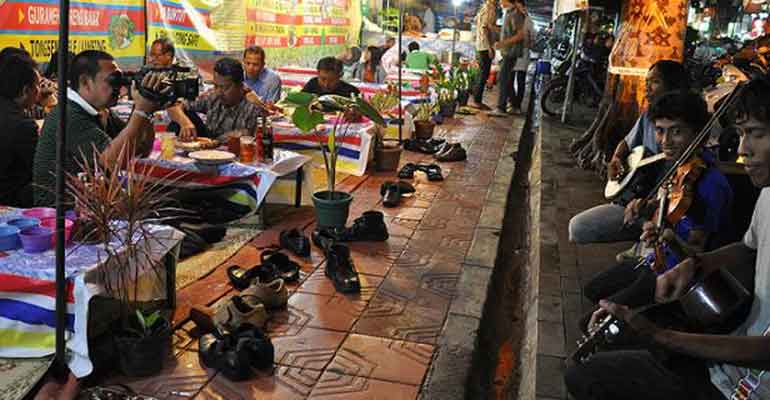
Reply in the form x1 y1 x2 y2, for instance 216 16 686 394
240 136 255 163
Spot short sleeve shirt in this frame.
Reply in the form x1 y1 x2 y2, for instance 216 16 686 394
244 68 283 103
186 93 266 141
475 0 497 51
709 188 770 399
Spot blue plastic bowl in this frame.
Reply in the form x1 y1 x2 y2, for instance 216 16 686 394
19 226 53 253
7 218 40 230
0 225 20 251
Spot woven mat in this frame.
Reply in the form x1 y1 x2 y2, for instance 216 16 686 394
0 357 53 400
175 214 263 290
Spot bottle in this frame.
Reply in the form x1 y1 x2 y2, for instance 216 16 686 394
263 119 274 163
255 119 264 163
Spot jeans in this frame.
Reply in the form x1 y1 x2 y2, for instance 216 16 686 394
474 50 493 104
497 55 516 111
565 350 726 400
512 70 526 109
568 203 642 244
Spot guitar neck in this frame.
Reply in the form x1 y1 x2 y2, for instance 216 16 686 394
637 153 667 168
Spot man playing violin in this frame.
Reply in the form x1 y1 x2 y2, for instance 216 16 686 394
565 79 770 400
580 91 734 333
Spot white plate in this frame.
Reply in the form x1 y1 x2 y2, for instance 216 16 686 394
188 150 237 165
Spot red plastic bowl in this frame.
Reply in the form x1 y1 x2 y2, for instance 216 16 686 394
22 207 56 220
39 218 73 247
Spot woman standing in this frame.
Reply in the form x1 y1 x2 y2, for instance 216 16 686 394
351 46 387 83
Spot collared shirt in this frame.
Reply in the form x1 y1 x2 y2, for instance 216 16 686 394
244 67 283 103
475 0 497 51
185 93 266 142
0 97 38 207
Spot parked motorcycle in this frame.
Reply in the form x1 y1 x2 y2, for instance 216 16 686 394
540 49 605 117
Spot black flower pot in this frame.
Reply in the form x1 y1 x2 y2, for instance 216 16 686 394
115 321 172 377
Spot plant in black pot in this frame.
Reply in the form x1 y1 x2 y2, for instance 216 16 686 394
413 101 438 140
283 92 385 228
115 309 172 377
436 79 458 119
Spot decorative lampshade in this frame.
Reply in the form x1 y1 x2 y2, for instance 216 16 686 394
608 0 688 77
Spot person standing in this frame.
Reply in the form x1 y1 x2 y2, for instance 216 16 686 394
471 0 498 110
490 0 525 116
422 2 436 34
511 2 532 113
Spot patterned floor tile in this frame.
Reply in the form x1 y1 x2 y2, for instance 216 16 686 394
386 217 420 238
108 350 215 398
324 334 434 385
308 370 419 399
297 267 383 298
195 366 321 400
273 292 364 332
272 327 347 371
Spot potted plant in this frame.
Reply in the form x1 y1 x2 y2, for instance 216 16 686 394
114 309 172 377
436 79 458 119
413 101 438 140
370 88 403 171
66 144 181 376
283 92 385 228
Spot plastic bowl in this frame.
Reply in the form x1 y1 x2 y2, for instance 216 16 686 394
19 226 53 253
7 218 40 230
40 218 74 246
22 207 57 220
0 225 21 251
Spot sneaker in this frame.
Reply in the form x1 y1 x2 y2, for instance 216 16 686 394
242 278 288 310
213 295 269 330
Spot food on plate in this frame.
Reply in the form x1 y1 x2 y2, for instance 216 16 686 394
175 137 219 150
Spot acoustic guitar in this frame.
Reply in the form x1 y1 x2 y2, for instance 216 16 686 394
571 268 751 364
604 146 666 205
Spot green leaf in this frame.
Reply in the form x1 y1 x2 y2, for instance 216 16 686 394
355 97 386 126
144 311 160 329
292 106 325 133
136 309 146 329
328 128 336 155
284 92 317 107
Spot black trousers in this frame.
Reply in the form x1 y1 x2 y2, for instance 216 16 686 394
497 55 516 111
565 350 726 400
474 50 493 104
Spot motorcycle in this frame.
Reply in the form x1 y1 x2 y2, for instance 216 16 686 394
540 49 605 117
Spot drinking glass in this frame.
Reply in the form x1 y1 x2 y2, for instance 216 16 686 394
240 136 255 163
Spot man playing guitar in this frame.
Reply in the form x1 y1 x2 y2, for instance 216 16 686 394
580 91 734 333
566 79 770 400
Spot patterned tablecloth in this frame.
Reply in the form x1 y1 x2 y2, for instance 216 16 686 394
0 207 184 378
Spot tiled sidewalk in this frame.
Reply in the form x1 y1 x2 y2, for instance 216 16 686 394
535 117 631 400
107 111 522 399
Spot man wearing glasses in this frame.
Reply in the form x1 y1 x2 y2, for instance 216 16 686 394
168 57 267 142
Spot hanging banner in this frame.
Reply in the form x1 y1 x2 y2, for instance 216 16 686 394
245 0 360 68
0 0 146 69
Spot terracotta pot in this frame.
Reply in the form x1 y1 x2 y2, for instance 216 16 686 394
413 120 435 140
375 143 403 172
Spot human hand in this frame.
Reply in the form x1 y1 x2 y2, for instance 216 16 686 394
655 257 698 303
640 221 660 246
179 123 197 141
245 89 260 104
587 307 610 334
607 157 624 180
623 199 644 226
599 299 659 340
131 72 166 113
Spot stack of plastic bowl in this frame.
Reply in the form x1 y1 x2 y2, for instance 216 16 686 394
0 225 20 251
7 217 39 231
40 218 74 246
18 226 53 253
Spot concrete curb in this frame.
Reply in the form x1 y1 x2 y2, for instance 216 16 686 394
419 118 524 400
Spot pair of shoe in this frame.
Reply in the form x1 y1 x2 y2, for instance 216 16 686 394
311 231 361 293
280 229 310 257
190 277 289 334
403 138 446 154
199 323 274 381
434 143 467 162
227 249 301 290
380 181 416 208
398 163 444 181
313 211 389 243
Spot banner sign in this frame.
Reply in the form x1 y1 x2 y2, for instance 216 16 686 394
0 0 146 69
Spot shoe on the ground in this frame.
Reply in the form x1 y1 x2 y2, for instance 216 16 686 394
231 323 274 370
616 242 643 264
427 138 446 148
403 138 439 154
380 181 416 208
199 331 254 381
418 164 444 181
342 210 390 241
488 109 509 118
242 278 288 310
227 264 279 290
325 243 361 293
471 101 492 111
312 227 339 251
434 143 459 159
189 305 218 334
260 249 301 282
435 145 467 162
213 295 269 330
398 162 419 179
279 228 310 257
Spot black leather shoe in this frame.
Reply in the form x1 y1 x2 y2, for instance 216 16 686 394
325 244 360 293
199 332 254 381
380 181 416 208
280 228 310 257
340 210 389 241
404 138 439 154
232 323 274 370
312 227 338 251
435 145 467 162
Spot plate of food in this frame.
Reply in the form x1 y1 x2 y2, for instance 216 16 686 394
188 150 237 165
176 137 219 151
